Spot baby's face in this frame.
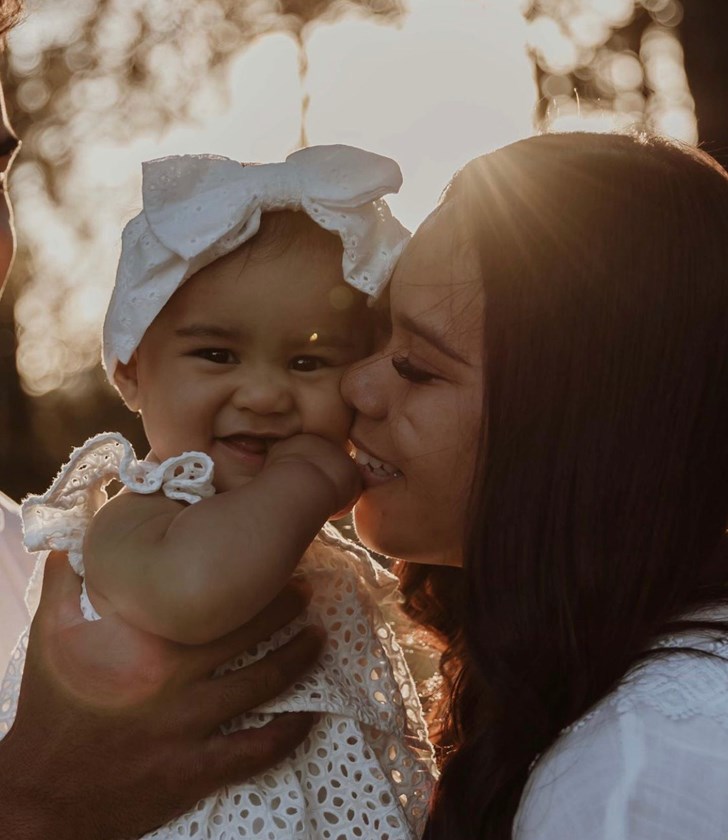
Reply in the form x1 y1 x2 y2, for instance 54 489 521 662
115 224 371 492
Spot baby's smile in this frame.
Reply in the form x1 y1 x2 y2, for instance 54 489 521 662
214 432 281 479
218 432 277 454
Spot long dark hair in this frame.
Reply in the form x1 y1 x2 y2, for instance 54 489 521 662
401 133 728 838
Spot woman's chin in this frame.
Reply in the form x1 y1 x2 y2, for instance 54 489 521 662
351 497 400 559
352 497 463 568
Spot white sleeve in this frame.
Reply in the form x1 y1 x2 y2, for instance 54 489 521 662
0 492 37 672
514 664 728 840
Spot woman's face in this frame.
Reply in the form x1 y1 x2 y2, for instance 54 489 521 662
342 204 484 567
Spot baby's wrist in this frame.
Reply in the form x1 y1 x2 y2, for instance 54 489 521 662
266 456 351 513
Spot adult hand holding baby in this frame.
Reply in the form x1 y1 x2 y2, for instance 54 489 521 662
0 551 323 840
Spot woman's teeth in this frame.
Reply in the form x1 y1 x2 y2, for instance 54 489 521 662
353 447 402 478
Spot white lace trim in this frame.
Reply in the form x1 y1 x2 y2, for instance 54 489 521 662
20 432 214 576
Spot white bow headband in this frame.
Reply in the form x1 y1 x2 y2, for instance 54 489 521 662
103 144 410 379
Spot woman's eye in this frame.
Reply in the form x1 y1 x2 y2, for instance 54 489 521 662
290 356 326 373
391 353 436 384
195 348 236 364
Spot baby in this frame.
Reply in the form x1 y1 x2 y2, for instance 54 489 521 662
1 146 435 839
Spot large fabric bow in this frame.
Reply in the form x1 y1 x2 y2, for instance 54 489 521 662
103 145 410 377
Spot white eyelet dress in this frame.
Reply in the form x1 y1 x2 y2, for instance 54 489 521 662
0 433 437 840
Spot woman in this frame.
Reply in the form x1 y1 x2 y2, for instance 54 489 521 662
343 131 728 838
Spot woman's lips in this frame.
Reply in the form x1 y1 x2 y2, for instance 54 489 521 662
351 445 402 487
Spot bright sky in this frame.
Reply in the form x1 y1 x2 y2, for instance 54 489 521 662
79 0 536 231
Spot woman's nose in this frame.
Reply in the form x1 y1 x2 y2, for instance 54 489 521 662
231 368 294 416
341 352 389 419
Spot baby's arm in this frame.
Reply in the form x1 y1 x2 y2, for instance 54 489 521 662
84 434 360 645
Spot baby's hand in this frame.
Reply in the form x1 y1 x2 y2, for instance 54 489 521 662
265 435 361 518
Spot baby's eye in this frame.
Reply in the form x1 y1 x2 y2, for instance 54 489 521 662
290 356 326 373
194 348 237 364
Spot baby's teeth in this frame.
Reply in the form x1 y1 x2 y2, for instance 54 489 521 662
354 450 369 465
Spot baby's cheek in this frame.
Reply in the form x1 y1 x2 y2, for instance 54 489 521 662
300 382 353 443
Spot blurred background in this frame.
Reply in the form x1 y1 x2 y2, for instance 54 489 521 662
0 0 725 500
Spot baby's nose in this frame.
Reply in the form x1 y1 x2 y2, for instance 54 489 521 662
230 368 295 415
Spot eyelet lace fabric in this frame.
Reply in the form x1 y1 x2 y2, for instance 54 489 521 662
515 629 728 840
0 434 437 840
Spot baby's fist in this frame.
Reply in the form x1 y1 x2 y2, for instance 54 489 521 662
265 435 361 517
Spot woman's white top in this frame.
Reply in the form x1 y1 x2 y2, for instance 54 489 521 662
0 492 35 673
0 434 436 840
515 630 728 840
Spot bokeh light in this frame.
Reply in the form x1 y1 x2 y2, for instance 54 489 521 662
527 0 694 141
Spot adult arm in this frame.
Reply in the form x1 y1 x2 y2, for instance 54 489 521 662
0 551 324 840
85 433 360 644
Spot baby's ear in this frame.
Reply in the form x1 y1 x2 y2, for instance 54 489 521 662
114 354 141 411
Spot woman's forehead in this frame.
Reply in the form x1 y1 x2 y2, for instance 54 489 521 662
389 205 483 355
393 204 480 298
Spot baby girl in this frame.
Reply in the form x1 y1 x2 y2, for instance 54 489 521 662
2 145 435 839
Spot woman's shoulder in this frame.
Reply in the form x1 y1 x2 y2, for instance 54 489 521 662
515 635 728 840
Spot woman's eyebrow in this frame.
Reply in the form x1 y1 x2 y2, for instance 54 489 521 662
397 313 469 365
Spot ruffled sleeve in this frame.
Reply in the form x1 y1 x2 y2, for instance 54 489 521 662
21 432 215 577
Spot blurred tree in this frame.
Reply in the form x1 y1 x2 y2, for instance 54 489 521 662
525 1 695 142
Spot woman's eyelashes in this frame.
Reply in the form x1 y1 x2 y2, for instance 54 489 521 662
391 353 438 384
